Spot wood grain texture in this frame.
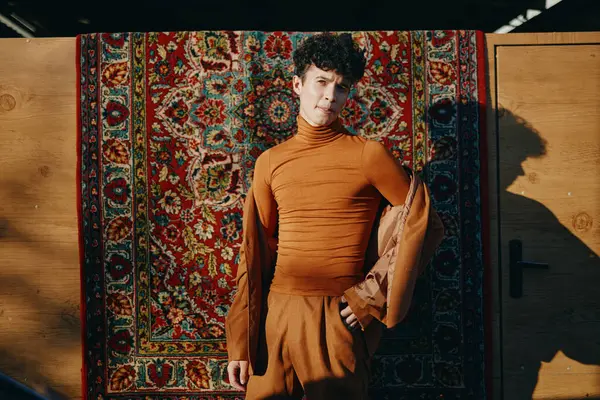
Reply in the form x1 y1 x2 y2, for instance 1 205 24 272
0 38 80 399
491 35 600 399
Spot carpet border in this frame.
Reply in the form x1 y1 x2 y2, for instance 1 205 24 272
75 33 88 400
476 29 492 400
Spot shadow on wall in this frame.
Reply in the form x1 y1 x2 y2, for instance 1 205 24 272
0 178 77 400
496 107 600 399
0 277 77 400
0 370 69 400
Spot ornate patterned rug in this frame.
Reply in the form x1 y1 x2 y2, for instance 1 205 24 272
77 30 488 399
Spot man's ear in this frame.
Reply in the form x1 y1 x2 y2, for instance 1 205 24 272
292 75 302 96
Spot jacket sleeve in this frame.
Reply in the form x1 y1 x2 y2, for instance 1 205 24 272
225 243 250 362
342 260 386 329
342 205 394 330
345 152 445 330
344 199 444 331
225 151 278 362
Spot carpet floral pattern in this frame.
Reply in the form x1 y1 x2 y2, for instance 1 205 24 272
77 30 486 399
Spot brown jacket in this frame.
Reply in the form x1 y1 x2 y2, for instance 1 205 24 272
225 169 445 375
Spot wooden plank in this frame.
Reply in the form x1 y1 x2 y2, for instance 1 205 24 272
0 38 80 399
486 31 600 46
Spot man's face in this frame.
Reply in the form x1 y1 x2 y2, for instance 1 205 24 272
293 64 351 127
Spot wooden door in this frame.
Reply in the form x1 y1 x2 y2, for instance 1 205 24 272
487 33 600 399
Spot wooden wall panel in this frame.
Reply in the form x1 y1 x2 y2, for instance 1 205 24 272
0 38 80 399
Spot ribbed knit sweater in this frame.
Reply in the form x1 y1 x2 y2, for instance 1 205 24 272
251 115 410 295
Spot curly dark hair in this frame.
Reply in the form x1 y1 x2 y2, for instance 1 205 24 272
293 32 367 84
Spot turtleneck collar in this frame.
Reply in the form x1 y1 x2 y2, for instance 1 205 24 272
295 115 346 145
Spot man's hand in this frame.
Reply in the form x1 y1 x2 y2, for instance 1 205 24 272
227 360 249 391
340 296 360 330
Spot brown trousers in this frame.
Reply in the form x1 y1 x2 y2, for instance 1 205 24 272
245 291 371 400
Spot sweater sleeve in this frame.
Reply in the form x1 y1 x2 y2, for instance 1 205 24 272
252 150 278 256
361 140 410 207
225 244 250 362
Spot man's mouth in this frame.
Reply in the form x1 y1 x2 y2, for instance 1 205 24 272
317 106 334 114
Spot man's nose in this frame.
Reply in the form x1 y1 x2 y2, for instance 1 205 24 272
324 85 336 102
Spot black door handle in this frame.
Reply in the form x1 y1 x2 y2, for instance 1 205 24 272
509 239 549 298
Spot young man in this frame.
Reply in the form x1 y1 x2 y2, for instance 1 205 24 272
226 32 442 399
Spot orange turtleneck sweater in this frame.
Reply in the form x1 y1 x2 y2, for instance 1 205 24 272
252 116 410 296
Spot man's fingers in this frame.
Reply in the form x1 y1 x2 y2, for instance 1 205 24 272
340 305 352 318
240 361 249 385
345 313 357 326
339 300 360 331
227 362 246 391
227 364 241 390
